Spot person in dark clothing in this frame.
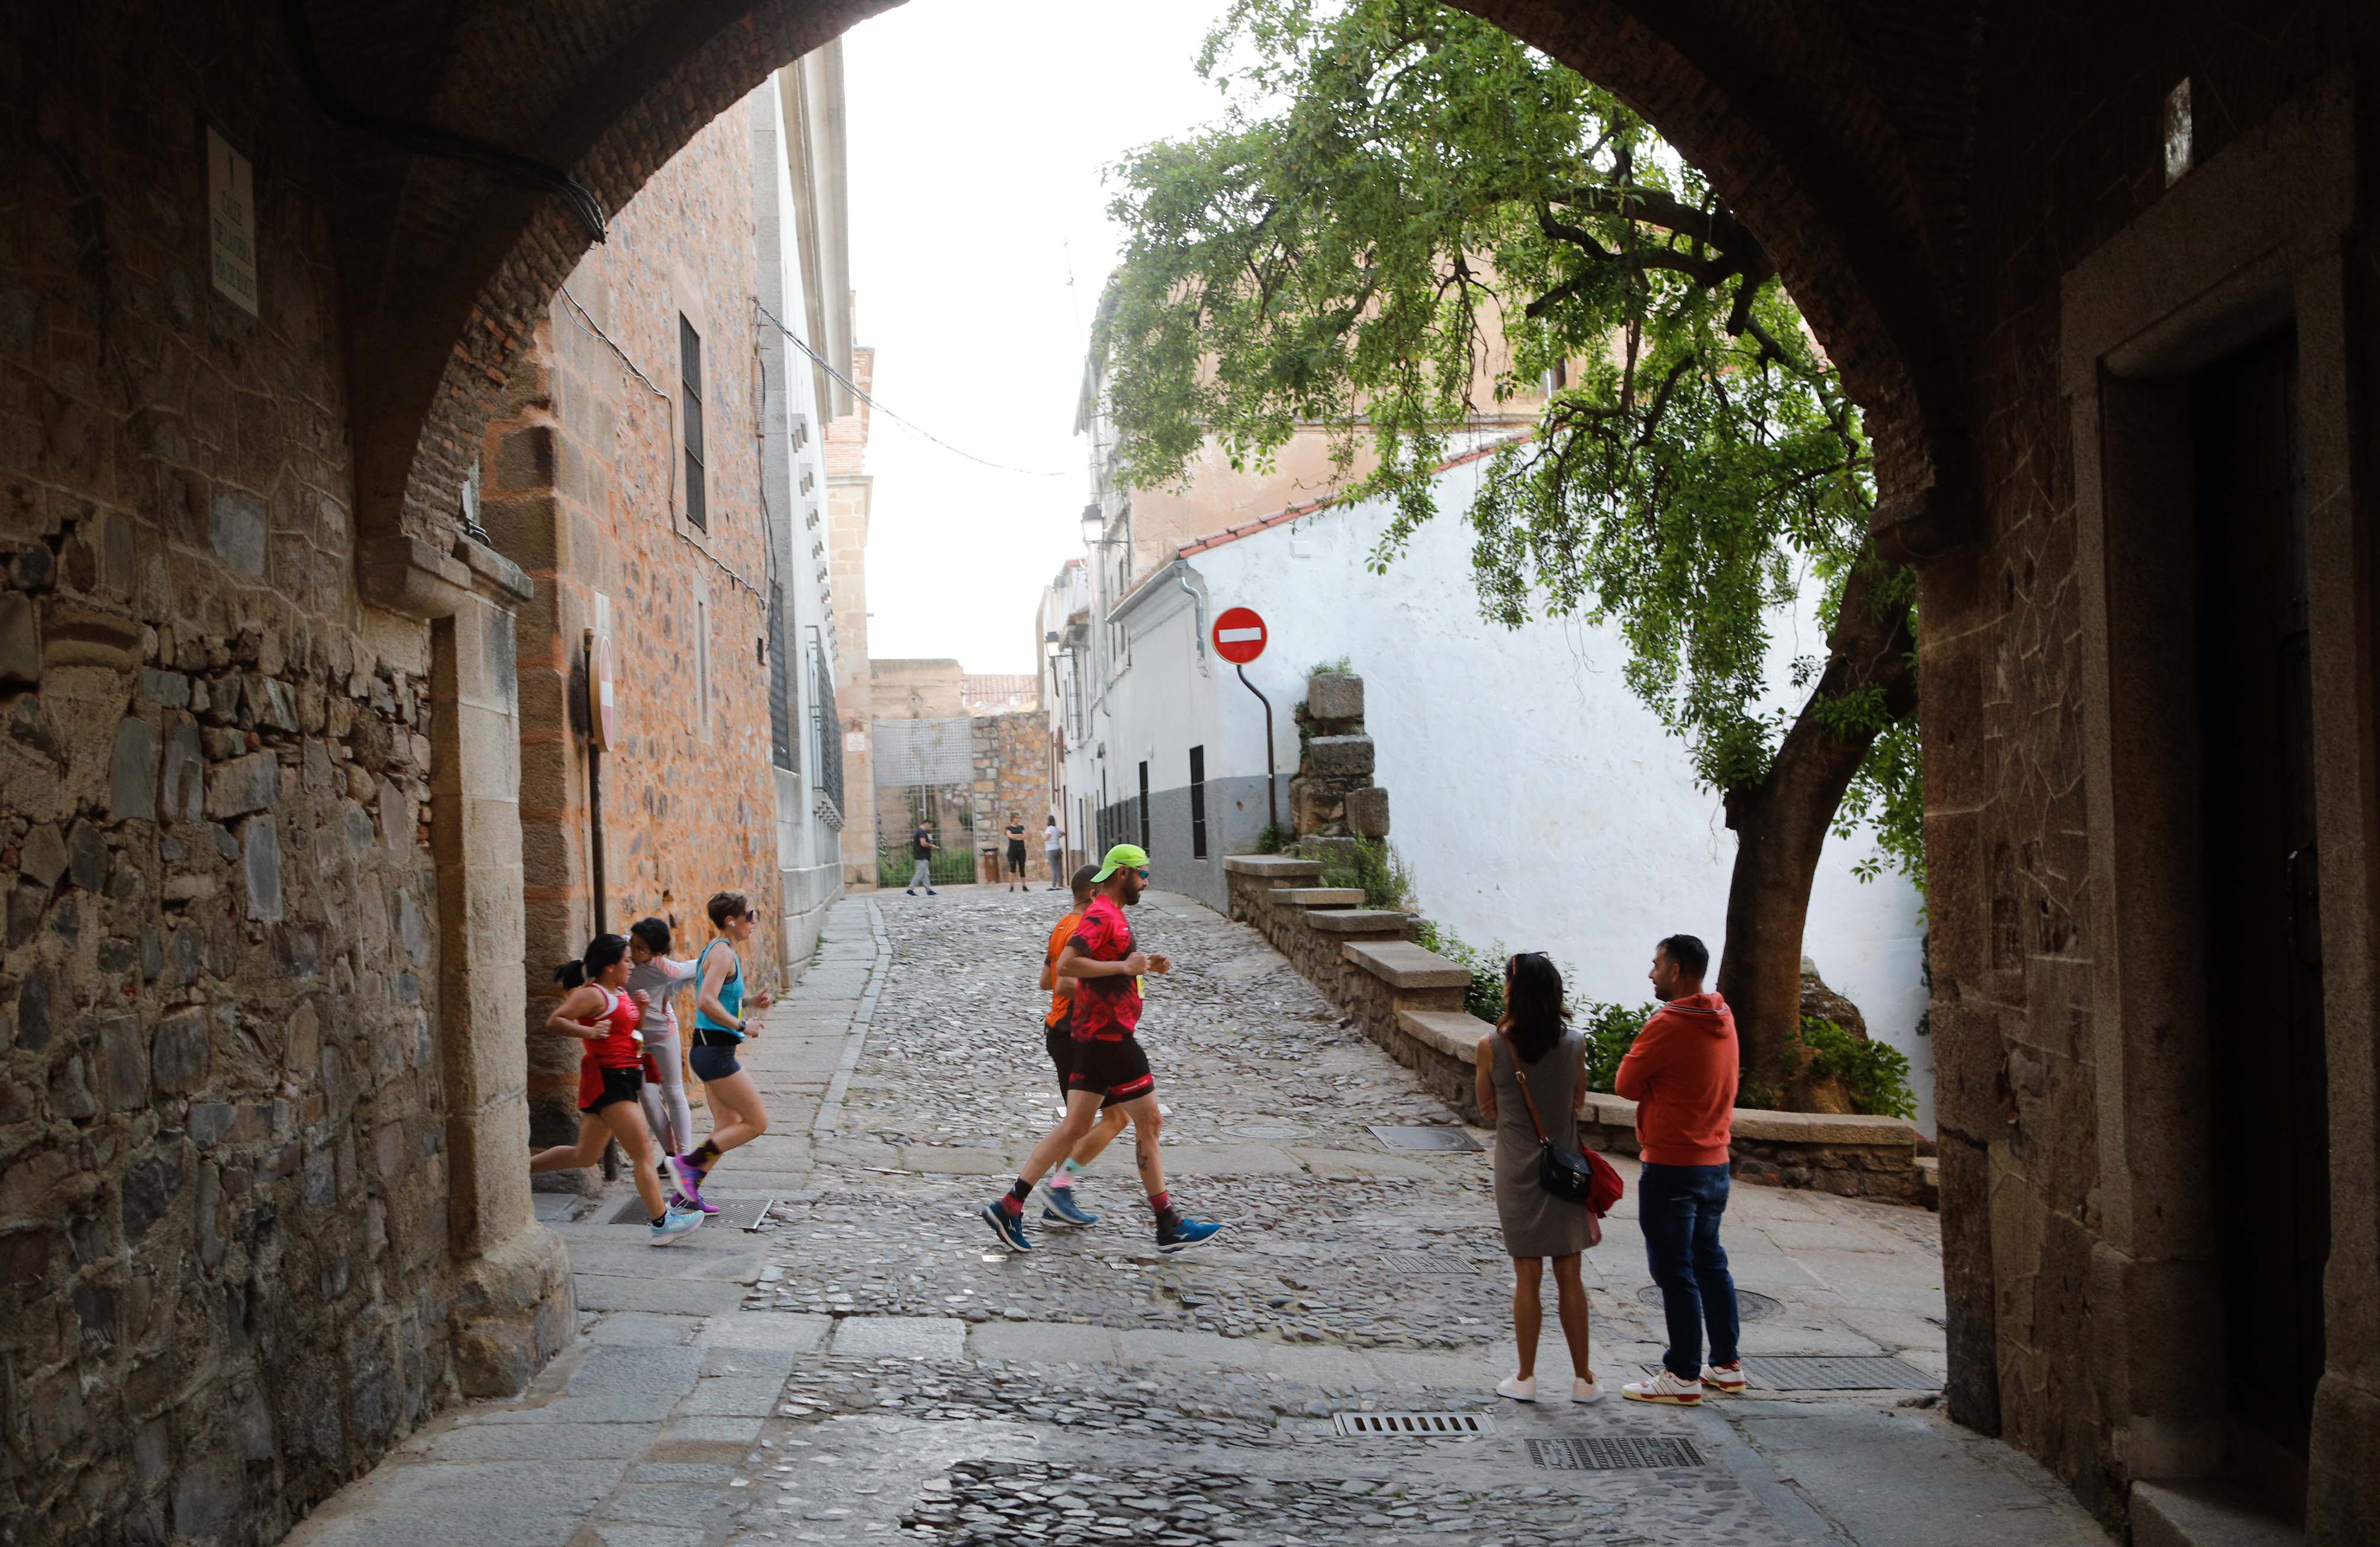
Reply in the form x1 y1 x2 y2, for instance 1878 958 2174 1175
906 822 938 895
1004 813 1029 892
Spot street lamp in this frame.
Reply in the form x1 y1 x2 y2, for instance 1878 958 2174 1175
1043 630 1062 660
1080 503 1110 546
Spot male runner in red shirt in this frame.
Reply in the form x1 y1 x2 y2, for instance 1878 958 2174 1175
982 844 1224 1253
1037 865 1131 1227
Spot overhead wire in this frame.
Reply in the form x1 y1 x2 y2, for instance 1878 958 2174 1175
753 301 1071 478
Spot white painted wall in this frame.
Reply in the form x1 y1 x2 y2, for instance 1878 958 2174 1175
1082 454 1935 1132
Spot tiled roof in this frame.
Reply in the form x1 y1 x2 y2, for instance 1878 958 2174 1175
1171 434 1530 559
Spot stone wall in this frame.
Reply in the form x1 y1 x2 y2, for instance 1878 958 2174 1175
1224 858 1926 1201
969 710 1052 875
0 16 565 1538
478 99 787 1148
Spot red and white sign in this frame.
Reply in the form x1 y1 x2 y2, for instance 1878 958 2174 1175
1212 606 1268 665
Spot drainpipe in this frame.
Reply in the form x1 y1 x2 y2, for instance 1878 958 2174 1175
1174 563 1208 668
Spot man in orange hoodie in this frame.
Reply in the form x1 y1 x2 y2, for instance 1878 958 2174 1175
1614 934 1746 1406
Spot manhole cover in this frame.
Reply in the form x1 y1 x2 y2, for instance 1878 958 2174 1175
1526 1436 1707 1471
1378 1252 1481 1277
1366 1125 1483 1153
1331 1411 1488 1436
609 1195 773 1232
1633 1285 1786 1322
1739 1354 1939 1391
1228 1123 1308 1140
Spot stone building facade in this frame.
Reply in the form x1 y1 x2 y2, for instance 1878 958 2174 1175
969 710 1053 874
11 4 2380 1545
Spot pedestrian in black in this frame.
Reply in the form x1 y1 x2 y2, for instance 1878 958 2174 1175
1004 813 1030 892
906 821 938 895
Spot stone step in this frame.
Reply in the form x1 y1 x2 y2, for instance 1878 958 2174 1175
1397 1008 1491 1059
1302 908 1413 936
1270 886 1365 907
1221 854 1324 879
1343 940 1470 989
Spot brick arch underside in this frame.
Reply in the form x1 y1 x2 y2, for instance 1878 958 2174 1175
349 0 1976 586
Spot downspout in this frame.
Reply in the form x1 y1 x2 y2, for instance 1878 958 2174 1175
1175 562 1208 668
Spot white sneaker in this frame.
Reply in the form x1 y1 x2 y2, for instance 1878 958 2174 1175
1701 1361 1747 1394
1620 1368 1704 1406
1572 1375 1604 1404
649 1207 703 1246
1495 1375 1538 1402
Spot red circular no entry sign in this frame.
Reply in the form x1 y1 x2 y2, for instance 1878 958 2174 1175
1212 606 1268 665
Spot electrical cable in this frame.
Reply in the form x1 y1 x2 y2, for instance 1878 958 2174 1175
283 0 608 244
753 300 1070 478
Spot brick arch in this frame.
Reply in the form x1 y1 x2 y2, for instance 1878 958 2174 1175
334 0 1979 597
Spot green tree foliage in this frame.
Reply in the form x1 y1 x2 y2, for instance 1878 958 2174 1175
1099 0 1923 1079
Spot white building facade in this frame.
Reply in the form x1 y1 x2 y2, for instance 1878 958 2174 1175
751 56 853 968
1057 448 1937 1132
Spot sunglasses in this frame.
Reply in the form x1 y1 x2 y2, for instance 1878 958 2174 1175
1133 867 1150 879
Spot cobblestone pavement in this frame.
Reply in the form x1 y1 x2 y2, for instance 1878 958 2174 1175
289 889 2111 1547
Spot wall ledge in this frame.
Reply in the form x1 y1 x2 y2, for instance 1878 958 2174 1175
1344 940 1469 988
1222 854 1324 878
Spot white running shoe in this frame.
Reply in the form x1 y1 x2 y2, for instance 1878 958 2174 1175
1495 1375 1538 1402
648 1207 703 1246
1621 1368 1704 1406
1701 1360 1747 1394
1572 1375 1604 1404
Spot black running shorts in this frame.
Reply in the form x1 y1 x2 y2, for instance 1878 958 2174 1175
1047 1024 1129 1107
1066 1035 1154 1103
581 1064 644 1114
688 1039 742 1082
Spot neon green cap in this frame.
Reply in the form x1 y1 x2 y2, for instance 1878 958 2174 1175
1092 843 1150 882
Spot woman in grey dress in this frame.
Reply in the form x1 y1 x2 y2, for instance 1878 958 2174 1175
1473 952 1602 1403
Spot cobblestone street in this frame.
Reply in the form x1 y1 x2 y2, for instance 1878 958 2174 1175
289 891 2111 1547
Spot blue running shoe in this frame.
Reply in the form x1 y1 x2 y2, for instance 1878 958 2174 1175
649 1207 703 1246
1157 1216 1224 1253
981 1201 1031 1252
1040 1187 1098 1228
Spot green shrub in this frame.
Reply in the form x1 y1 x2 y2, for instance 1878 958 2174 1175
1254 822 1290 855
1797 1016 1919 1119
1302 836 1414 911
1577 1001 1655 1092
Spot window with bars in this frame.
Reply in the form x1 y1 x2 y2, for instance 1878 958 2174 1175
1189 745 1208 859
681 315 707 531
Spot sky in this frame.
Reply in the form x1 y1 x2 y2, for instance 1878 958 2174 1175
840 0 1239 673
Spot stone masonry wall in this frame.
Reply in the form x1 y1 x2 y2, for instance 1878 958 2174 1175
479 99 786 1146
970 710 1052 875
0 20 521 1538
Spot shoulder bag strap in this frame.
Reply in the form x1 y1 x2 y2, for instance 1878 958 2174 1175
1501 1030 1554 1147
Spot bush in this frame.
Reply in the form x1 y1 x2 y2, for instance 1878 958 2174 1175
1795 1016 1919 1119
1577 1001 1655 1092
1305 836 1414 911
1254 822 1290 855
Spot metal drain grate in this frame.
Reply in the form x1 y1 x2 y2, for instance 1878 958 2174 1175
1740 1354 1939 1391
1527 1436 1708 1471
1332 1411 1489 1437
1377 1251 1481 1277
1633 1284 1786 1323
1366 1125 1484 1153
609 1195 773 1232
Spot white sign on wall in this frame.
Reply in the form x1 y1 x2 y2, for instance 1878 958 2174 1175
207 127 259 317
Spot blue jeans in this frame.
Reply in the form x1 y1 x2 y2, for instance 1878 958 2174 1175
1638 1162 1742 1379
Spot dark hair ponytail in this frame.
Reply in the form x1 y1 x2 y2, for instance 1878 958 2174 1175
554 932 630 990
1498 952 1569 1064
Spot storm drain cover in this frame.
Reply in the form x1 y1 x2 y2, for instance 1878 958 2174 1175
1527 1436 1708 1471
1633 1284 1786 1323
1378 1251 1481 1277
1740 1354 1939 1391
1332 1411 1489 1437
1228 1123 1309 1140
1366 1125 1484 1153
609 1194 773 1232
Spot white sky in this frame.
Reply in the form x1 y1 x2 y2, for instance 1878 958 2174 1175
841 0 1238 673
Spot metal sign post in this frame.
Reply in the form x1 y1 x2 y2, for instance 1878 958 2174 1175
1211 608 1277 833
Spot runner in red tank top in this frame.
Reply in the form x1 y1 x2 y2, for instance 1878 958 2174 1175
527 933 704 1245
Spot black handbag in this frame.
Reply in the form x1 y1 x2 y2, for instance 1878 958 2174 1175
1505 1033 1624 1214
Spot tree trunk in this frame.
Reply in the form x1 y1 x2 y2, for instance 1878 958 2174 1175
1715 556 1918 1093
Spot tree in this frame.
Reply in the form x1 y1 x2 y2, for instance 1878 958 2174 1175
1099 0 1920 1085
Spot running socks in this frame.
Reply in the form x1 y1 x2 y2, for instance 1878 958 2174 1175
1046 1169 1074 1191
1061 1158 1089 1181
1147 1190 1182 1231
999 1178 1033 1217
686 1139 723 1176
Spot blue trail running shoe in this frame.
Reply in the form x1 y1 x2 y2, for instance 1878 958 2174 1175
649 1207 704 1246
1040 1186 1098 1228
1157 1216 1224 1253
981 1201 1032 1252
